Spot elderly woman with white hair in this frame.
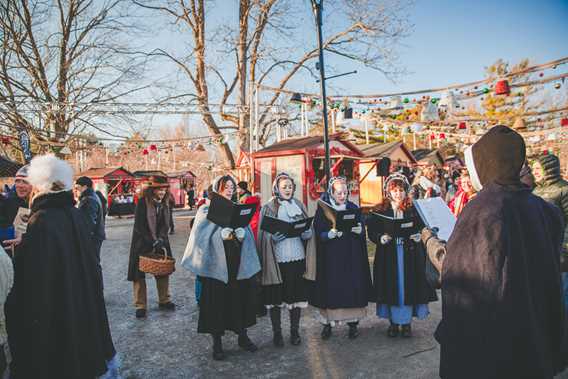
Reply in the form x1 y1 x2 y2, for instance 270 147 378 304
182 175 260 361
4 154 119 379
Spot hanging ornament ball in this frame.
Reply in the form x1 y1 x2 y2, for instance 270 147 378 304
474 86 478 90
555 83 561 89
539 72 544 77
429 133 436 141
480 97 484 101
150 144 157 151
439 133 446 139
561 118 568 127
431 98 438 104
458 122 467 130
483 88 490 94
403 98 410 104
143 149 149 155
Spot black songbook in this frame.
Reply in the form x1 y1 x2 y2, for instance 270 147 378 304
369 212 417 238
207 191 257 228
317 199 360 232
260 216 314 237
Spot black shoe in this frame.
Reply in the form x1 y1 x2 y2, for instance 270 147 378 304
387 323 399 338
348 323 359 339
290 329 301 346
321 324 332 340
135 309 146 319
238 332 258 352
401 324 412 338
273 331 284 347
159 302 176 311
212 336 225 361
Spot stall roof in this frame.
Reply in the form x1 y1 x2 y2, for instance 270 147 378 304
79 167 134 179
412 149 444 166
0 156 23 178
133 170 168 178
253 133 363 158
167 170 197 178
356 141 416 162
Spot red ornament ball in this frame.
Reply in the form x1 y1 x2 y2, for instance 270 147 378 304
143 149 149 155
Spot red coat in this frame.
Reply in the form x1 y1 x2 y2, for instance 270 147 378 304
243 195 261 242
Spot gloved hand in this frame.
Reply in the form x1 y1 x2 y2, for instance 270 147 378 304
327 229 338 239
301 229 313 240
234 227 246 242
351 223 363 235
409 233 421 243
271 232 286 243
380 234 392 245
152 238 165 250
221 227 234 240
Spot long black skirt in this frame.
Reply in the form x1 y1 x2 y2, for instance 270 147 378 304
262 260 308 306
197 239 257 335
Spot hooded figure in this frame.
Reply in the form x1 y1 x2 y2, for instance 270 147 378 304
257 173 316 347
5 155 118 379
310 176 373 340
438 126 568 379
182 175 260 361
532 154 568 268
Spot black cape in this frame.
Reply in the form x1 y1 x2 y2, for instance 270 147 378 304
438 183 568 379
368 207 437 306
6 191 115 379
127 197 172 281
309 199 373 309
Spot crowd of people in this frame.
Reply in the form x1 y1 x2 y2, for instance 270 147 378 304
0 125 566 378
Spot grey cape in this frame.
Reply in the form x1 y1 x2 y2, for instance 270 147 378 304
181 205 260 283
256 198 316 285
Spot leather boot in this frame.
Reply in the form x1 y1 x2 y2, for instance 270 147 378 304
289 308 301 346
238 329 258 352
321 324 332 340
348 322 360 339
212 334 225 361
270 307 284 347
401 324 412 338
387 322 399 338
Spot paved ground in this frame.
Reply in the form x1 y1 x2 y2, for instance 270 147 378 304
102 211 568 379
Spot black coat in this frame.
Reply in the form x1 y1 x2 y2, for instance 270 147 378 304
309 200 373 309
127 196 172 281
6 191 115 379
438 182 568 379
368 207 437 306
0 191 27 228
78 188 105 242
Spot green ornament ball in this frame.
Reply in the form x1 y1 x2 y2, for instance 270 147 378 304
403 98 410 103
483 88 490 94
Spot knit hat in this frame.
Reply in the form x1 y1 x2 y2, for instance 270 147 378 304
27 154 74 194
75 176 93 188
464 125 525 191
15 164 30 180
534 154 561 185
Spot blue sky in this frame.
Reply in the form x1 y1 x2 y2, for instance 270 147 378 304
141 0 568 131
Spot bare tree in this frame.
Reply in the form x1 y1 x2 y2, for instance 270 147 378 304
135 0 412 168
0 0 146 154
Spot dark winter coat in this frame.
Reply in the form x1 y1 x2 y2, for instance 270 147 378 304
127 195 172 281
368 207 437 306
533 154 568 264
309 199 373 309
6 191 115 379
0 191 27 228
78 188 105 243
438 182 568 379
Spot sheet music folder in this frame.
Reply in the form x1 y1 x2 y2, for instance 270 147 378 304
369 212 417 238
260 216 314 237
317 199 360 232
207 192 257 228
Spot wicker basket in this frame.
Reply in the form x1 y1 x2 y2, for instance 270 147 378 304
139 248 175 276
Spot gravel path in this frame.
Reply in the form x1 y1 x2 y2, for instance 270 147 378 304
101 212 568 379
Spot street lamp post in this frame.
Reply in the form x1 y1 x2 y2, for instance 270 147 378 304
311 0 331 188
